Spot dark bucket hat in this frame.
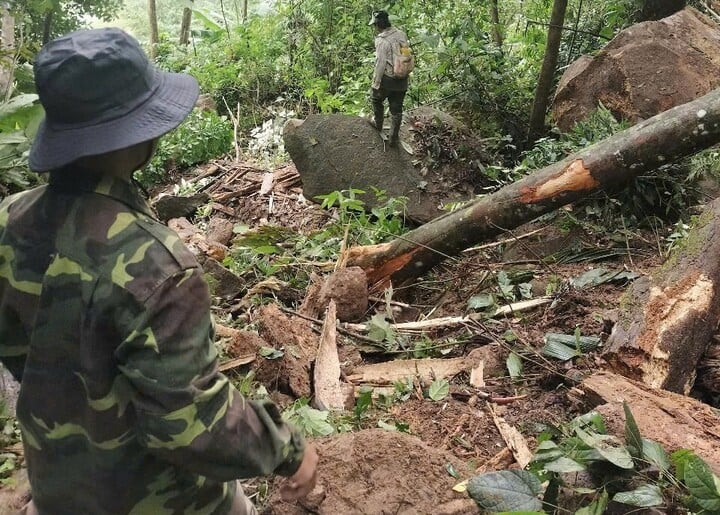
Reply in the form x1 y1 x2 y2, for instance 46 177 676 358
29 28 199 172
368 10 390 26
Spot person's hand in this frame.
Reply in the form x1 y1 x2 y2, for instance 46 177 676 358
280 443 319 501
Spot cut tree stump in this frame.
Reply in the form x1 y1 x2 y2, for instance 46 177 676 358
346 87 720 289
603 198 720 393
576 371 720 474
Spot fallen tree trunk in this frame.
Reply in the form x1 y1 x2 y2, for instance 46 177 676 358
603 198 720 393
347 87 720 288
575 371 720 474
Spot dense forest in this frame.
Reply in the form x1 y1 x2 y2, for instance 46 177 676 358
2 0 720 513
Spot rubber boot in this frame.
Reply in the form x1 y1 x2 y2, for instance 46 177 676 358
372 104 385 131
388 114 402 147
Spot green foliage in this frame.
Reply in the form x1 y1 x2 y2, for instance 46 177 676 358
282 398 335 437
137 109 232 187
467 403 720 512
0 94 44 196
12 0 123 48
0 399 21 486
427 379 450 401
518 105 702 228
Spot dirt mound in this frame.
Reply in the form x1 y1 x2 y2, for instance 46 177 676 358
552 7 720 130
263 429 477 515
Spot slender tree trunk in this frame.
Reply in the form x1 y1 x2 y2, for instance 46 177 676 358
527 0 568 143
42 9 53 44
346 87 720 289
147 0 159 59
242 0 248 23
489 0 503 48
179 6 193 45
0 3 15 100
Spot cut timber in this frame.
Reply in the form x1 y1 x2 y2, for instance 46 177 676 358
488 406 534 469
604 198 720 393
578 371 720 474
313 301 347 410
346 357 471 385
342 297 552 333
347 87 720 288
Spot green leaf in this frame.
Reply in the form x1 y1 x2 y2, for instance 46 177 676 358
541 340 579 361
575 490 609 515
467 470 543 512
683 454 720 511
623 401 643 459
543 456 587 473
468 293 495 310
445 463 460 479
506 352 523 379
0 94 38 118
575 428 634 469
366 313 395 345
641 439 670 472
428 379 449 401
258 346 284 359
613 484 663 507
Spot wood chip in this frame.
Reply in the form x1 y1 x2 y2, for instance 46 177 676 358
488 405 533 469
469 361 485 388
346 357 470 385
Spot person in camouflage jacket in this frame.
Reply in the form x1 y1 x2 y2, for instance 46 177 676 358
0 28 317 515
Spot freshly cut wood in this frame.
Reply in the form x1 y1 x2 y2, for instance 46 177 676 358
603 198 720 393
346 87 720 288
488 406 533 469
343 297 552 333
313 301 347 410
346 357 471 385
577 371 720 474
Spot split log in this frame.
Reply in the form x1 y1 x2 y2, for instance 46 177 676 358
313 301 347 410
603 198 720 393
576 371 720 474
346 357 471 386
347 87 720 289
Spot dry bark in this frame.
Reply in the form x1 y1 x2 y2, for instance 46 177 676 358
347 87 720 289
603 198 720 393
577 371 720 474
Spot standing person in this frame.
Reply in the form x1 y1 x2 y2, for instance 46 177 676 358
0 28 317 515
369 10 411 147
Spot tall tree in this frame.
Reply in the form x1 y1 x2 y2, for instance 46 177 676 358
179 3 192 45
527 0 568 143
147 0 159 59
0 2 14 99
489 0 503 48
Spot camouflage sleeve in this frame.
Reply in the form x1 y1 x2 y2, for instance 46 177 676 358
0 196 31 382
114 267 305 480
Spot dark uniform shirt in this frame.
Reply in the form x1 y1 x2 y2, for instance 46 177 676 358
0 171 304 514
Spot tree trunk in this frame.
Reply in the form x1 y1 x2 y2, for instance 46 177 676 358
527 0 568 143
242 0 248 23
346 87 720 289
489 0 503 48
0 3 14 100
147 0 159 59
577 371 720 474
42 9 53 44
602 199 720 394
179 7 193 45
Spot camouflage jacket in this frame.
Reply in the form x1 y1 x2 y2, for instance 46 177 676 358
0 171 305 514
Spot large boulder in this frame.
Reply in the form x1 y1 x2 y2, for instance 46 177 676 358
283 109 494 223
552 7 720 131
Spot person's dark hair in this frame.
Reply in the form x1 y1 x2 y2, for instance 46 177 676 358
372 10 391 29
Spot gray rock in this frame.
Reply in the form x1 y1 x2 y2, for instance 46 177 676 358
153 193 210 222
202 258 245 300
